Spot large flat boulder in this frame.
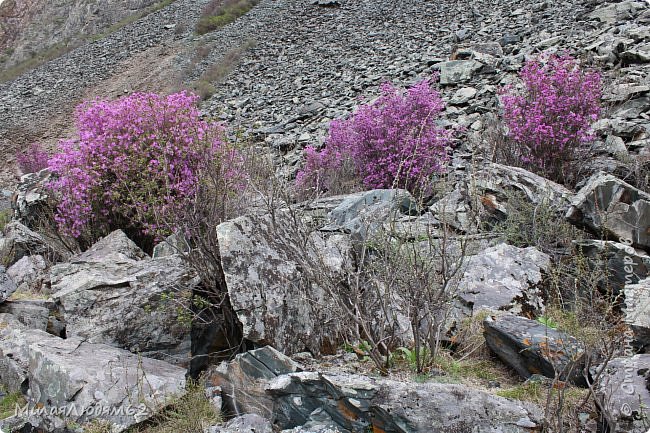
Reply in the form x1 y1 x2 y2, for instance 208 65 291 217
0 314 186 432
50 230 196 365
566 173 650 251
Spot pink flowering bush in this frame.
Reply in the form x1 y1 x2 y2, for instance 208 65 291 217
297 79 451 196
500 54 601 185
16 143 50 174
48 92 242 249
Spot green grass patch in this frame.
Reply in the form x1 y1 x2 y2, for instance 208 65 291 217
0 388 26 419
0 209 11 231
126 381 220 433
196 0 260 35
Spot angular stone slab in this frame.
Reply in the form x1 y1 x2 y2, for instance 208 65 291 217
0 314 186 431
50 230 195 364
205 346 301 419
458 243 549 315
566 173 650 251
484 314 585 384
217 212 349 355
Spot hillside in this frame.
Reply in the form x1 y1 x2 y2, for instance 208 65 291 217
0 0 649 432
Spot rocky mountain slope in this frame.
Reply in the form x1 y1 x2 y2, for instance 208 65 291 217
0 0 649 432
0 0 162 68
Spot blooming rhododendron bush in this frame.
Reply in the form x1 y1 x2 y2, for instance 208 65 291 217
297 79 452 197
48 91 243 251
499 54 601 186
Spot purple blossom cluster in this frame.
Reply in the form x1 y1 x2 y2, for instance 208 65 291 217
16 142 50 174
500 54 601 179
297 79 451 194
48 91 228 239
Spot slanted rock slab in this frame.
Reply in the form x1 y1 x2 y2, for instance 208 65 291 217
484 314 586 384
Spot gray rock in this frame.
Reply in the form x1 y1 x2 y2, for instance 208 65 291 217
206 414 273 433
13 169 53 228
566 173 650 251
0 266 17 302
458 243 549 316
217 211 349 355
321 189 419 242
151 233 190 258
586 1 646 24
6 254 47 291
266 371 542 432
472 163 573 210
205 346 301 419
596 354 650 433
574 240 649 294
484 314 586 384
0 299 63 335
0 315 186 431
449 87 477 105
438 60 483 85
623 278 650 349
50 230 196 364
429 185 477 233
0 221 69 266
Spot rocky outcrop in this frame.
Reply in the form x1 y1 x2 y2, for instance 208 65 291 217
0 313 186 432
50 230 197 364
484 314 586 384
0 299 63 335
205 346 301 419
6 253 46 292
472 162 574 211
596 354 650 433
566 173 650 251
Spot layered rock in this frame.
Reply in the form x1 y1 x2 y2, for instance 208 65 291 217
484 314 586 384
0 313 186 432
566 173 650 251
50 230 196 364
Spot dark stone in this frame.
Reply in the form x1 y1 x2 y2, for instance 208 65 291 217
484 314 586 385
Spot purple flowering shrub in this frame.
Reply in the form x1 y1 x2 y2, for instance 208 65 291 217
16 143 50 174
48 92 242 248
500 54 601 185
297 79 451 196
